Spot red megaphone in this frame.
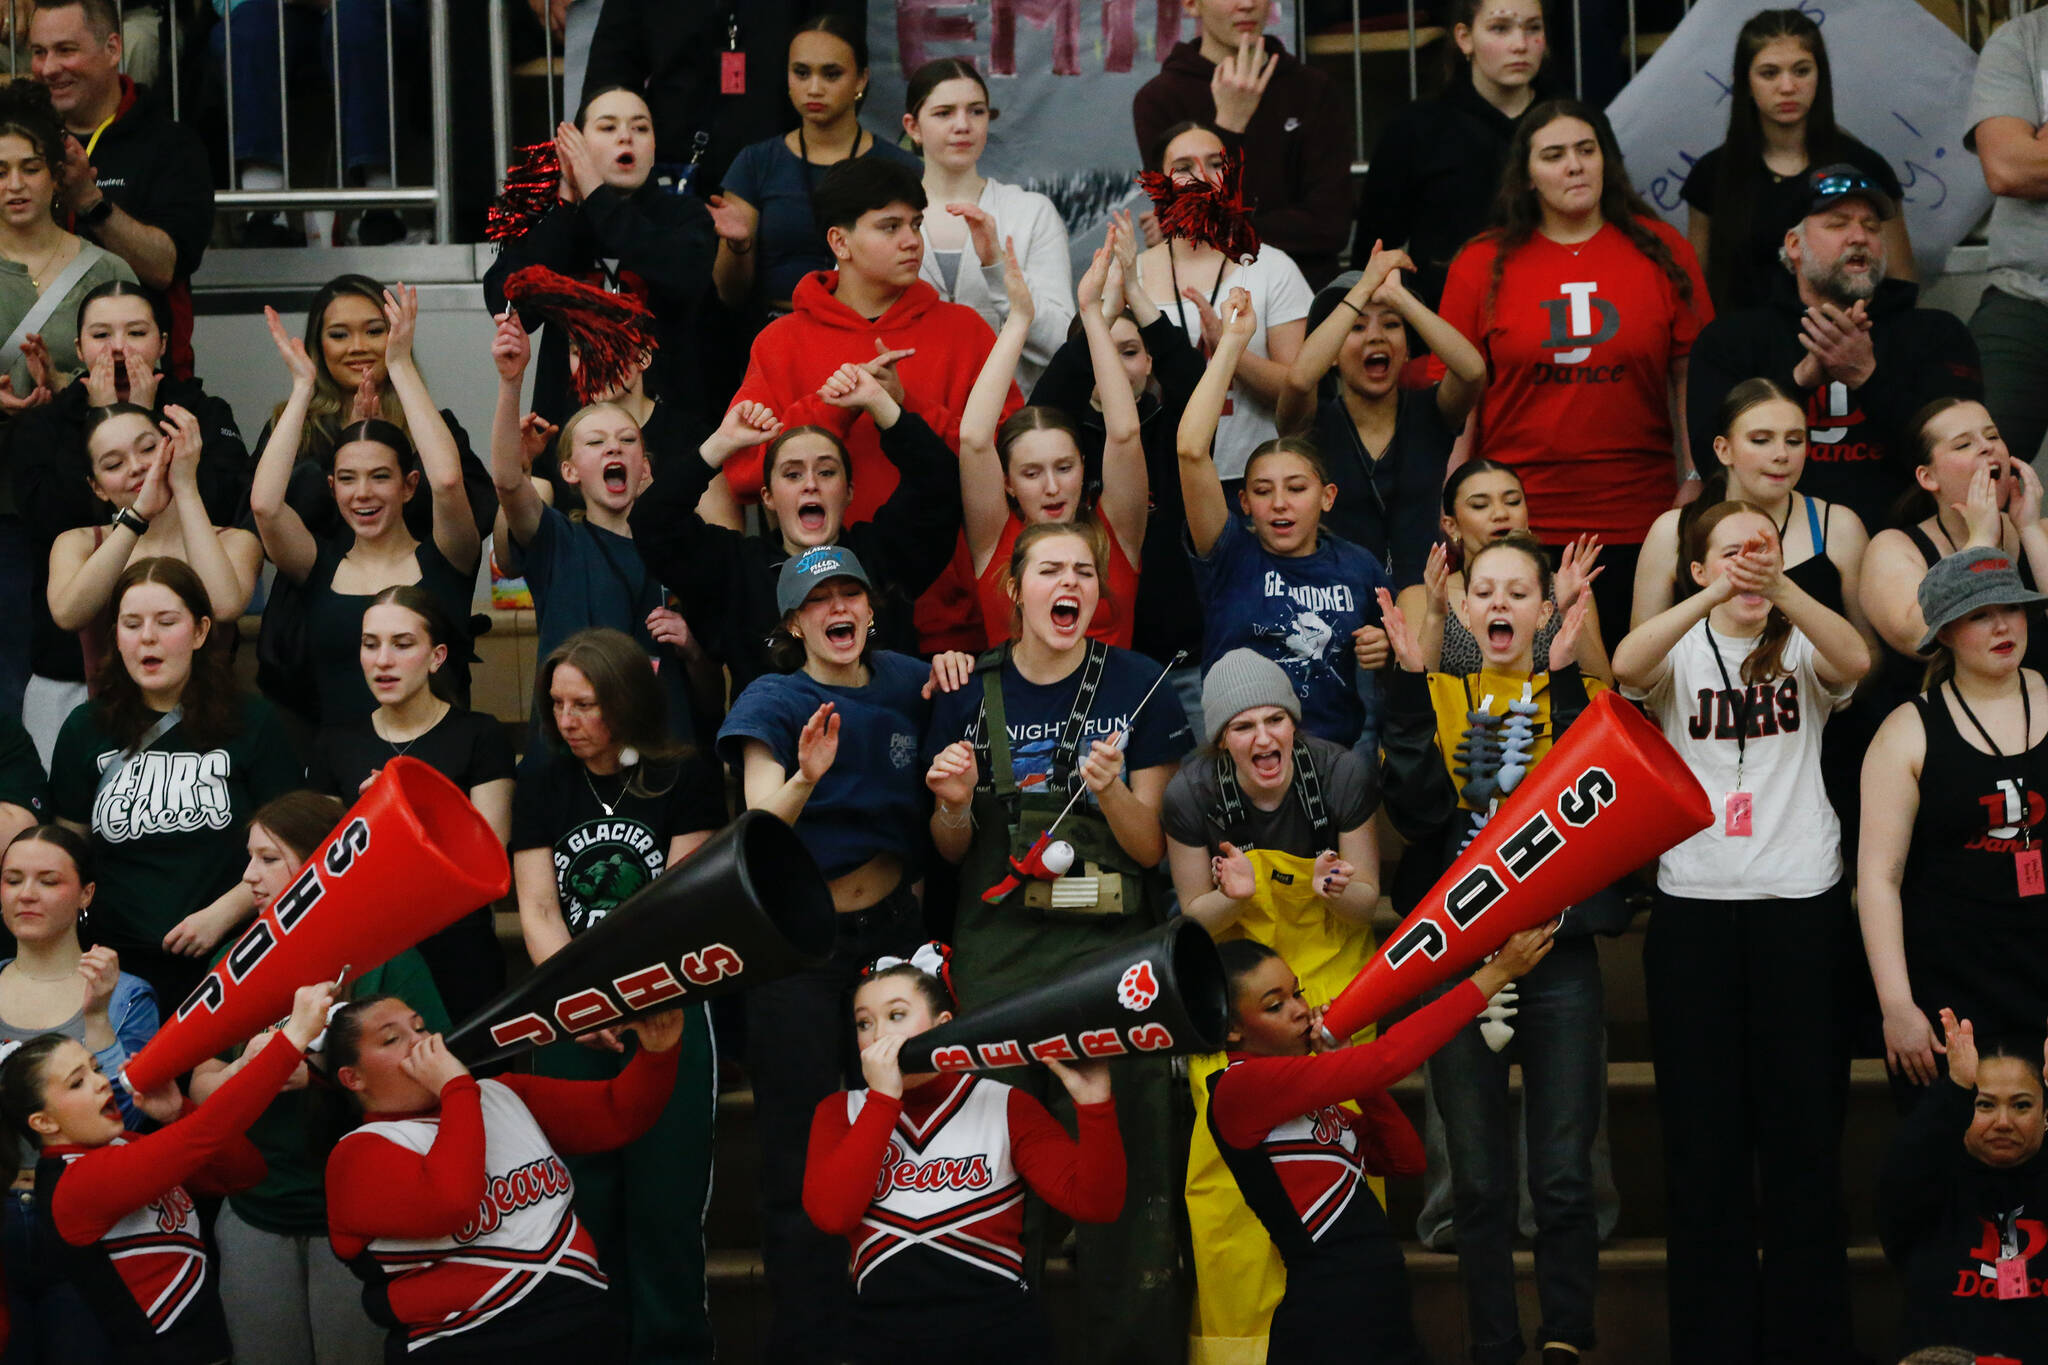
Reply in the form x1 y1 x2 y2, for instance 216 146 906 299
122 758 511 1092
1319 691 1710 1041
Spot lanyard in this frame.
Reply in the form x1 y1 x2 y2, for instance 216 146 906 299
1950 678 2035 845
83 112 114 162
1702 621 1755 790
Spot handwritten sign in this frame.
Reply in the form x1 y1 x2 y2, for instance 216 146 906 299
1607 0 1990 277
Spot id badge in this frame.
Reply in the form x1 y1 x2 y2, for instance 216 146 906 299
1724 790 1753 838
2019 847 2045 898
720 50 746 94
1997 1254 2029 1300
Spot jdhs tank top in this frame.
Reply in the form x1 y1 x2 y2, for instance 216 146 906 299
1901 683 2048 1044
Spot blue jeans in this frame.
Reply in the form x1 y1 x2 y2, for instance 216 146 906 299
1425 936 1604 1364
211 0 422 173
3 1188 113 1365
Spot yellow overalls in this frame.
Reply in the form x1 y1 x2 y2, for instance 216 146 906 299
1184 742 1376 1365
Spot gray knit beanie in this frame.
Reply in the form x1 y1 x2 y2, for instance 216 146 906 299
1202 649 1300 744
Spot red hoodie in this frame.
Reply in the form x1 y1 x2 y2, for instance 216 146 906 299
724 270 1019 652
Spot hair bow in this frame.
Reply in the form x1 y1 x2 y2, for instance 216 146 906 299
863 940 957 1006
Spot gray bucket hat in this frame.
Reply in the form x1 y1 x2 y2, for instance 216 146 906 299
1916 546 2048 652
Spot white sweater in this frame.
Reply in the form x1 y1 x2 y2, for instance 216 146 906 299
917 177 1074 393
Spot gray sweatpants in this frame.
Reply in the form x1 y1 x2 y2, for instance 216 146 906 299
215 1203 387 1365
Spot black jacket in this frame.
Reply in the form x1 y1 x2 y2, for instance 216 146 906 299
1028 312 1209 668
1687 273 1982 534
73 78 213 378
1356 75 1555 309
582 0 805 192
1879 1079 2048 1360
629 410 963 694
483 182 717 426
8 375 250 680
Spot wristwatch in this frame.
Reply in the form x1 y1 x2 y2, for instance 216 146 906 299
111 506 148 536
77 197 113 234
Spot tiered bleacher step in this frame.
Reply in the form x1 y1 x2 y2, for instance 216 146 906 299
687 922 1907 1361
367 618 1910 1362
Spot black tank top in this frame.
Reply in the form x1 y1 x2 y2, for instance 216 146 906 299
1901 679 2048 1041
1783 496 1843 618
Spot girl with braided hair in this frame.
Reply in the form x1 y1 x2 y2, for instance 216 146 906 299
1376 532 1606 1365
1615 499 1868 1362
1435 100 1712 652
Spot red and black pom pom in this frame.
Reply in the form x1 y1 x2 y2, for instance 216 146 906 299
500 266 659 405
484 141 561 243
1135 148 1261 265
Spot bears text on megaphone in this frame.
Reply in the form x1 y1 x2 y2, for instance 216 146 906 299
1380 764 1617 972
177 815 374 1021
482 943 749 1051
926 959 1178 1073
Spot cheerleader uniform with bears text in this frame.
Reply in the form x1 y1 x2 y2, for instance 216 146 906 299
324 1044 679 1362
34 1031 307 1365
1207 978 1492 1358
802 1072 1125 1361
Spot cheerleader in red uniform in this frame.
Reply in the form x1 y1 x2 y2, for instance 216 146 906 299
321 997 685 1363
1206 928 1555 1358
803 946 1126 1363
0 979 339 1365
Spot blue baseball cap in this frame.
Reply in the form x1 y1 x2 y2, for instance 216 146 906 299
776 545 873 615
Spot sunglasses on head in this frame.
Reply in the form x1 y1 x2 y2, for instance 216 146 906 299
1811 172 1879 200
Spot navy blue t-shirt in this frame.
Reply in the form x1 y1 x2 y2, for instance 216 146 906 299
520 504 693 746
1189 514 1388 746
716 651 931 879
922 646 1193 802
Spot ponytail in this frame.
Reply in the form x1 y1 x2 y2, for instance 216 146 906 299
0 1034 69 1173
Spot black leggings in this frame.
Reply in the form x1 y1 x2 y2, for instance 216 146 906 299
745 883 925 1363
1648 885 1853 1364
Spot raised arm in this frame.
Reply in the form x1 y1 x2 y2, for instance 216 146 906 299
1276 244 1410 436
1395 546 1450 672
379 286 479 574
249 306 322 582
1613 570 1722 691
1079 234 1146 562
707 191 761 309
487 309 546 552
740 709 837 827
160 406 258 621
961 238 1034 568
55 986 333 1245
1178 287 1255 557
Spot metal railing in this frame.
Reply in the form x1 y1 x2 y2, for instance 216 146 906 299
1314 0 2034 172
210 0 453 239
0 0 470 239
